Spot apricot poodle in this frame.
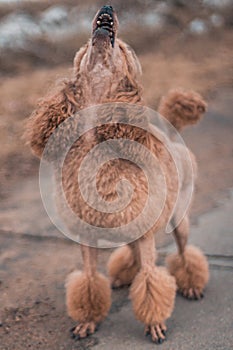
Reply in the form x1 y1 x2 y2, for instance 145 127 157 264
25 5 209 344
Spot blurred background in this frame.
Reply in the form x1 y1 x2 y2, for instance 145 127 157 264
0 1 232 349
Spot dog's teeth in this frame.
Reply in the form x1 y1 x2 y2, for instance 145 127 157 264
97 20 101 25
110 22 113 26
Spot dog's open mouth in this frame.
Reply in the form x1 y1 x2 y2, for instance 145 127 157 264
92 5 116 48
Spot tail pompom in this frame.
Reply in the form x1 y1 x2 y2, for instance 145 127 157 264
158 89 207 131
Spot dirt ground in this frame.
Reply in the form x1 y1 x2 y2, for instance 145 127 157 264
0 2 233 349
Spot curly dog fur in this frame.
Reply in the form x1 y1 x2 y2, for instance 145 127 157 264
66 271 111 323
130 266 176 325
25 5 209 344
158 88 207 131
107 245 139 288
166 245 209 299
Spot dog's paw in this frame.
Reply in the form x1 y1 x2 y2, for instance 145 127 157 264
108 245 139 288
70 321 97 340
166 245 209 300
130 266 176 324
66 271 111 323
145 323 167 344
181 287 204 300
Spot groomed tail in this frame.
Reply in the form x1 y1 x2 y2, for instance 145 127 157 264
158 89 207 131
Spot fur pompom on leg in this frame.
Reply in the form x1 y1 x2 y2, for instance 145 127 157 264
166 245 209 300
158 89 207 131
130 266 176 325
66 271 111 338
107 245 139 288
130 266 176 343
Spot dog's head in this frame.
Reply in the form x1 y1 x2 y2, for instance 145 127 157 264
92 5 118 50
73 5 142 103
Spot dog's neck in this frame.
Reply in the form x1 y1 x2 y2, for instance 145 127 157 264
74 40 143 107
78 71 143 107
82 63 115 106
80 53 118 105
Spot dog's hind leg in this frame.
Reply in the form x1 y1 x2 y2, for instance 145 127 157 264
66 245 111 339
166 215 209 300
130 233 176 343
107 244 140 288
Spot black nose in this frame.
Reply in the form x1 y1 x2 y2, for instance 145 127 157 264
100 5 114 14
103 5 113 10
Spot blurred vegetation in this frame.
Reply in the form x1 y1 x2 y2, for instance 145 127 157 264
0 0 232 75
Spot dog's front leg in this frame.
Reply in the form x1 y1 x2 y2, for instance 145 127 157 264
130 233 176 344
66 245 111 339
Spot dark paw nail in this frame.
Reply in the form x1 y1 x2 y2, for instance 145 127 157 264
70 327 76 333
162 330 167 336
111 285 120 290
75 335 80 341
158 338 164 344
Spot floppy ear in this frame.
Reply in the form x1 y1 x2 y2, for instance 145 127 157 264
24 80 80 160
114 40 142 103
118 40 142 80
73 43 89 77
